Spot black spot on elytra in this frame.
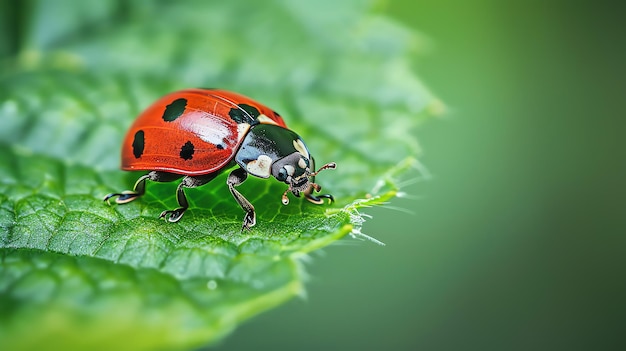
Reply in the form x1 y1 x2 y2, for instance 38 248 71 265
228 104 260 125
162 98 187 122
132 130 145 158
216 144 225 150
180 141 195 160
273 110 281 117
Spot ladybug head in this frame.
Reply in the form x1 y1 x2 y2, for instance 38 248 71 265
270 152 336 205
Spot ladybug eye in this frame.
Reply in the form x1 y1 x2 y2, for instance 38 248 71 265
276 168 288 181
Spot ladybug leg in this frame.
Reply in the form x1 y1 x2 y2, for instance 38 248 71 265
104 171 181 205
104 174 150 204
304 184 334 205
305 193 334 205
303 157 334 205
160 173 218 223
159 182 188 223
227 167 256 231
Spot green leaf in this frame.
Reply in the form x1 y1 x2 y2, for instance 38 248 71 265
0 0 438 350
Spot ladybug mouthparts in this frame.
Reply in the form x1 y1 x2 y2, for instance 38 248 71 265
281 162 336 205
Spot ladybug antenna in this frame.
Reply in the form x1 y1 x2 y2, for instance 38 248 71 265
310 162 336 177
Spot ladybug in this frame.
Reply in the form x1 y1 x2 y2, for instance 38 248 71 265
104 88 336 230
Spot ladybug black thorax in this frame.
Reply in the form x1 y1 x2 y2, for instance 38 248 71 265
235 124 311 178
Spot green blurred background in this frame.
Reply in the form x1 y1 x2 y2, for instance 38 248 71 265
217 0 625 350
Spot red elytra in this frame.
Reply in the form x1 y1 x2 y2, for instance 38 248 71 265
121 88 287 176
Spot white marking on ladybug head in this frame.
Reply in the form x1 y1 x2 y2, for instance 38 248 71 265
257 114 279 125
246 154 273 178
292 139 309 159
284 165 295 176
298 157 307 169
